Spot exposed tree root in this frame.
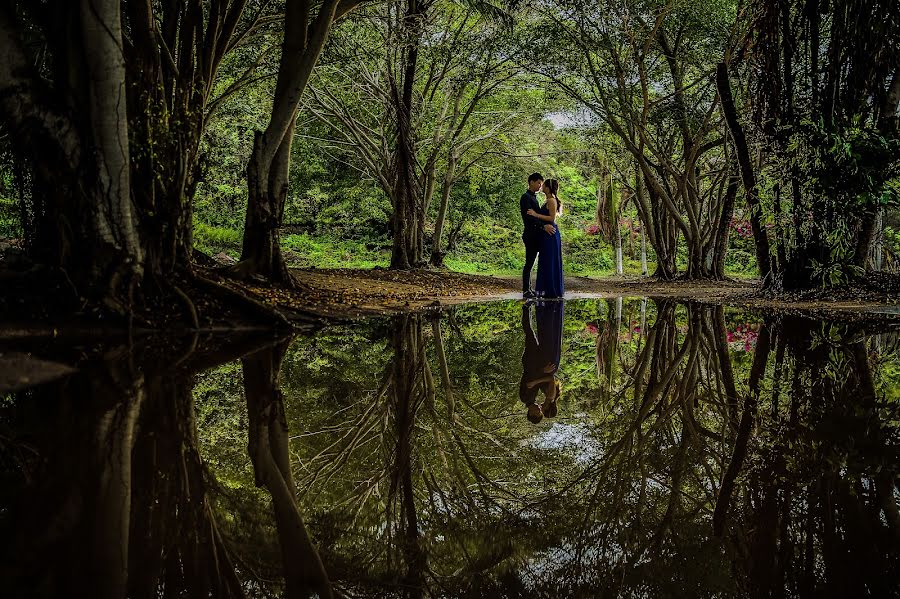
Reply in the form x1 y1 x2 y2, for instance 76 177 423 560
193 273 293 329
222 258 298 290
170 283 200 330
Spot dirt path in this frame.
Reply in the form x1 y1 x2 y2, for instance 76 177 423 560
222 269 896 319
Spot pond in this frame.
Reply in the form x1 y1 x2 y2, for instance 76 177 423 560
1 298 899 598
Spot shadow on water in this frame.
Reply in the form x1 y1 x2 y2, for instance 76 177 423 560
1 299 899 598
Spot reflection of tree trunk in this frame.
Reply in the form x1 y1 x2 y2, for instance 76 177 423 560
714 324 772 536
596 299 620 401
243 340 334 599
129 371 244 599
431 316 455 418
387 314 428 596
711 305 740 427
2 359 143 598
90 372 144 599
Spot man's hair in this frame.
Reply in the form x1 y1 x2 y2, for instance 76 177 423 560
528 172 544 184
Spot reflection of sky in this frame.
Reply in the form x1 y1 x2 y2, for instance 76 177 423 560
525 419 602 465
521 530 630 589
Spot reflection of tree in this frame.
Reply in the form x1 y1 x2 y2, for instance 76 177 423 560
1 336 333 598
717 318 900 597
242 340 334 599
1 359 146 599
248 301 900 597
386 314 430 597
128 367 245 598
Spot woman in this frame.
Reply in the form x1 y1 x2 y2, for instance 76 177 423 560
526 179 565 299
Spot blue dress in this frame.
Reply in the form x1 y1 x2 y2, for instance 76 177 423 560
535 205 564 299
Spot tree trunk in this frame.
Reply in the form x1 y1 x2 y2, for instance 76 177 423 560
430 154 456 267
615 221 623 275
640 226 648 276
713 174 740 279
238 0 342 284
0 2 145 303
390 0 427 270
80 0 144 289
873 209 883 271
241 114 297 285
853 206 879 270
716 62 774 286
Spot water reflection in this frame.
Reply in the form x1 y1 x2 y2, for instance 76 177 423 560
520 302 564 423
1 300 899 597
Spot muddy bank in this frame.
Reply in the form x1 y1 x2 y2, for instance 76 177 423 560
253 270 899 318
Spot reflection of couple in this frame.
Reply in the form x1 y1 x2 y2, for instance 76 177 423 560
519 301 564 423
520 172 565 299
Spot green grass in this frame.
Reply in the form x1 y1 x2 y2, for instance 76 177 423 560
281 233 389 269
191 224 759 280
193 222 242 257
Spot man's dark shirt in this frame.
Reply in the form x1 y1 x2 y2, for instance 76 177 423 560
520 189 543 244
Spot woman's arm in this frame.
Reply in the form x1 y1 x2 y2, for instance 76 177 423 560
526 197 558 223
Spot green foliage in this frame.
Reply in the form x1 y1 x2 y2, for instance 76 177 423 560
0 196 20 239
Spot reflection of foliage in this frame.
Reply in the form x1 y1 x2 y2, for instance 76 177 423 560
131 301 900 596
201 300 889 596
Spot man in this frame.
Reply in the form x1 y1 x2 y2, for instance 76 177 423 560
520 172 555 298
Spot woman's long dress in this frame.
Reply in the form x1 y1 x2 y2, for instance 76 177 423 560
535 204 564 298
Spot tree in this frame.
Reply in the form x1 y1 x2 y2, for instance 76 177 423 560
308 0 520 269
535 0 738 279
235 0 372 285
718 0 900 289
0 0 297 312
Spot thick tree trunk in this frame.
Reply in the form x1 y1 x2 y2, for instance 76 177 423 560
390 0 426 270
241 117 297 286
0 2 144 302
238 0 342 284
80 0 143 284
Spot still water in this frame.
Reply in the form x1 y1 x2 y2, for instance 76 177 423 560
1 298 899 598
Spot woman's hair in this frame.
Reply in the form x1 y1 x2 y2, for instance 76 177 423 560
543 179 562 213
541 380 561 418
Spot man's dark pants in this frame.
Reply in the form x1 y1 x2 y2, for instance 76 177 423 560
522 236 539 293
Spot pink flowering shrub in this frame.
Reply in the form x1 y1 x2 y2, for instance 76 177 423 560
726 323 760 352
729 217 754 239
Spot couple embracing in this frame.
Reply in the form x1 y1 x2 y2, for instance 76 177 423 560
520 172 564 299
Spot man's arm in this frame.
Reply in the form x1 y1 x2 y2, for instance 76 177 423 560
520 194 543 231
